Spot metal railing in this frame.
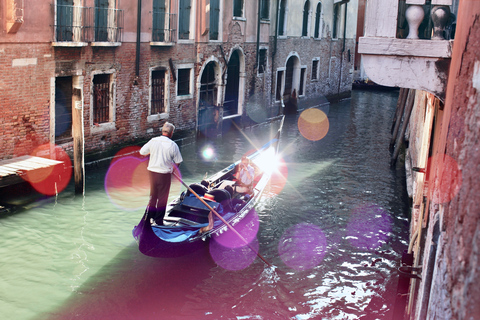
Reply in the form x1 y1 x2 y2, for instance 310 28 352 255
52 4 124 43
53 4 89 42
92 7 123 42
151 11 177 43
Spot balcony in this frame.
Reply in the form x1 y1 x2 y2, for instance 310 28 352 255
52 5 89 46
52 5 123 47
358 0 455 100
150 11 177 46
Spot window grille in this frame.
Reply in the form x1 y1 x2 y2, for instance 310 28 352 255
312 60 319 80
151 70 166 114
93 74 110 124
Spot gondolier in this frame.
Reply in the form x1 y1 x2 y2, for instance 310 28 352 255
140 122 183 225
133 116 285 258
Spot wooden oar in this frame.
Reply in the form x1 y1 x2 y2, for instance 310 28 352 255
172 172 272 267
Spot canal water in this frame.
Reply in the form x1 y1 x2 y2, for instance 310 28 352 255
0 90 409 320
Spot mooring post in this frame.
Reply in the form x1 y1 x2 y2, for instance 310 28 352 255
72 78 84 195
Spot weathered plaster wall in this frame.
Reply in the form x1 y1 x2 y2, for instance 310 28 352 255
424 2 480 319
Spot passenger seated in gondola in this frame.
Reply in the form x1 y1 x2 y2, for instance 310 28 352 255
200 193 220 233
218 156 255 194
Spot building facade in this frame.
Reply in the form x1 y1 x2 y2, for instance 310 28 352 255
0 0 356 162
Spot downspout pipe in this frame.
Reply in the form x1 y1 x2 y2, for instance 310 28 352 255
255 0 262 69
273 0 280 58
135 0 142 78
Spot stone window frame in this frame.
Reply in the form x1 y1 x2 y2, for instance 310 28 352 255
89 69 116 135
148 66 170 122
176 63 194 101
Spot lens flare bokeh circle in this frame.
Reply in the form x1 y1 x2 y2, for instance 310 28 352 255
298 108 329 141
23 144 72 196
429 154 462 204
278 223 327 271
346 204 392 251
105 155 150 211
209 237 259 271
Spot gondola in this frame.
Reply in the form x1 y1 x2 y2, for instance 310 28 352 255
132 116 285 258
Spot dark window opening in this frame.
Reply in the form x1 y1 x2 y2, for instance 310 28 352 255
93 74 110 124
302 0 310 37
258 49 267 74
278 0 286 36
284 58 295 97
312 60 319 80
225 51 240 116
314 3 322 38
151 70 166 114
177 69 190 96
55 76 73 144
260 0 270 20
233 0 243 17
333 3 342 39
210 0 220 40
299 68 306 96
200 62 217 107
276 70 284 101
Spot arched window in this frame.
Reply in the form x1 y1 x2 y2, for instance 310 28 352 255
302 0 310 37
314 2 322 38
200 62 217 106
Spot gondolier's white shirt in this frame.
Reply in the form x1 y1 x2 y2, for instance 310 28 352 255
140 135 183 173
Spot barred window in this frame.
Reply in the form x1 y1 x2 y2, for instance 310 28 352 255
151 70 166 114
312 60 319 80
93 74 110 124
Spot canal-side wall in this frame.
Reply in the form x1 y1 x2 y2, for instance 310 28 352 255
401 2 480 319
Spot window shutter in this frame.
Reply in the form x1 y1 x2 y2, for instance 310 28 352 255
210 0 220 40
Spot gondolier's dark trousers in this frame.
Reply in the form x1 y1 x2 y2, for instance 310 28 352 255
148 171 172 224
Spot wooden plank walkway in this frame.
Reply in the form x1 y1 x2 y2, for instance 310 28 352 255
0 155 64 188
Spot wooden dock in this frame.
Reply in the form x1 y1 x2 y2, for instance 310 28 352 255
0 155 64 188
